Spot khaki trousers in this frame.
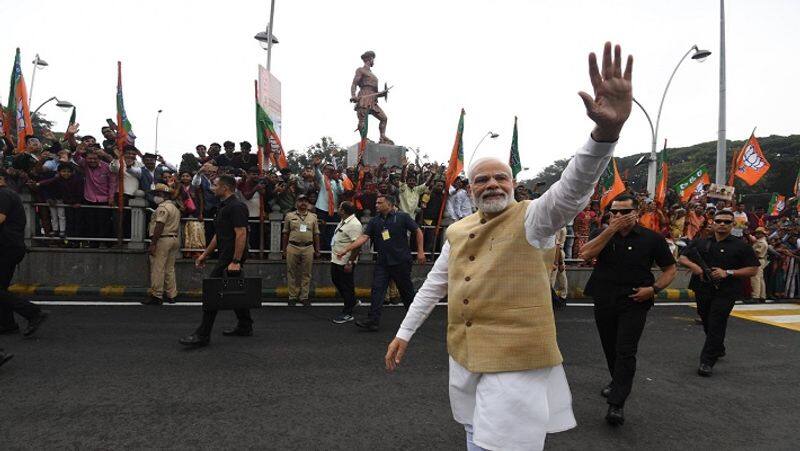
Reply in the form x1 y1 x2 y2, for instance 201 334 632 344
750 258 768 300
287 244 314 301
149 236 179 300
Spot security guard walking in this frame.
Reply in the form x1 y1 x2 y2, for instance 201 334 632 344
180 175 253 347
678 209 759 377
282 194 321 306
143 184 182 305
580 194 677 426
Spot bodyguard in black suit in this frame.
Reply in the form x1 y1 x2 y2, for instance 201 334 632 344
180 175 253 347
678 209 759 377
580 195 676 426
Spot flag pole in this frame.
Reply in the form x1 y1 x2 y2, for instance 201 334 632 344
256 79 266 259
116 61 126 246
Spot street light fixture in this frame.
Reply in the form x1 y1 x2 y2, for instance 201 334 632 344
254 30 279 50
33 96 73 115
29 54 49 104
468 131 500 165
638 45 712 197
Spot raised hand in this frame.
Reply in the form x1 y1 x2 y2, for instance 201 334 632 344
66 122 80 136
579 42 633 143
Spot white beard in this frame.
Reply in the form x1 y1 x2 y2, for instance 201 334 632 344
473 190 510 214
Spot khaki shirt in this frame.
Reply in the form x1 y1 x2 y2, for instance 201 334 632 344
330 214 364 265
398 183 428 216
149 200 181 237
284 210 319 244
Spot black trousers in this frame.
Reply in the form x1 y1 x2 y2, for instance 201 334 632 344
0 247 42 328
315 208 340 252
331 263 356 315
83 201 112 239
195 260 253 337
593 293 652 407
695 291 735 366
369 261 415 323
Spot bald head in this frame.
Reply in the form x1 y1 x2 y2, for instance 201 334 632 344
467 157 513 184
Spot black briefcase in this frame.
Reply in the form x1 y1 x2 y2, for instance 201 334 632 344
202 271 262 311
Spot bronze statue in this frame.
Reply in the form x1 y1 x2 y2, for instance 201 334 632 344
350 50 393 145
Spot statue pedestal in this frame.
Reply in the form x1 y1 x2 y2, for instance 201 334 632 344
347 141 408 167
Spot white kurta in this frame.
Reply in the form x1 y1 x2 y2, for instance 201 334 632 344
396 137 616 450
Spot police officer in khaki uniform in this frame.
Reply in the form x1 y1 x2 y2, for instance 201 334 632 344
282 194 320 306
143 183 182 305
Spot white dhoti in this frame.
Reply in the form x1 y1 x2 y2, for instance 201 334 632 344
449 357 576 451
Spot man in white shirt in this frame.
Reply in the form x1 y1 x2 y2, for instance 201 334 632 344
732 203 749 238
330 201 364 324
384 42 634 450
446 178 471 221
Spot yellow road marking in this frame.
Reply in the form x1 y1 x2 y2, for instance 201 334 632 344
730 304 800 332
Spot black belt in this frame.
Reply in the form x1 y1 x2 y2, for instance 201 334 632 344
290 240 313 247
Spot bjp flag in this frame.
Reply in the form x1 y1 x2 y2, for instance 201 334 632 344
733 134 770 186
674 166 710 202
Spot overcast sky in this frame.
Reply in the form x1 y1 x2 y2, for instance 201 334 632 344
2 0 798 178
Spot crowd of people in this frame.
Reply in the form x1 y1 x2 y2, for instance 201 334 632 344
0 123 490 256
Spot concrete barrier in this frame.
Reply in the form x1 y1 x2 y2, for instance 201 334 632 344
13 248 695 301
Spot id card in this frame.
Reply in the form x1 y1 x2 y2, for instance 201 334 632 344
299 224 308 233
382 229 391 241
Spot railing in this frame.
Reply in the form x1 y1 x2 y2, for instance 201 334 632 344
19 190 453 261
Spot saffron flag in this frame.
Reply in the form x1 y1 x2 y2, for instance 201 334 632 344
653 140 669 208
7 48 33 152
509 116 521 178
256 89 287 169
114 62 133 241
733 134 770 186
767 193 786 216
444 108 465 190
674 166 710 202
598 158 625 212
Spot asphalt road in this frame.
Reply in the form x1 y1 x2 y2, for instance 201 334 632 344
1 303 798 450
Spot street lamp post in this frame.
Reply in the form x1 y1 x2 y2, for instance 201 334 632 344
468 131 499 166
154 109 163 154
642 45 712 197
716 0 727 184
28 54 48 105
254 0 279 71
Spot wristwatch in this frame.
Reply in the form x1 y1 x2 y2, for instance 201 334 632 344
651 285 662 295
726 269 734 277
232 259 241 264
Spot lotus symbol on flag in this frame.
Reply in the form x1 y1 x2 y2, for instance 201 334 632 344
742 145 765 171
777 199 785 212
16 103 25 130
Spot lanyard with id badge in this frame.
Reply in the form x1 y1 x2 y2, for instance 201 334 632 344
297 214 309 233
381 214 397 241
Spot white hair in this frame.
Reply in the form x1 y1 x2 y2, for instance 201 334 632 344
467 157 513 183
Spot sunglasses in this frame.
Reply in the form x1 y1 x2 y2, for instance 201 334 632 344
609 208 635 215
714 219 733 225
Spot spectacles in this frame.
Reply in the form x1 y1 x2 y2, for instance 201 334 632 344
714 219 733 225
609 208 635 215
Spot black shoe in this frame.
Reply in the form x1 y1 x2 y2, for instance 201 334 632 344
165 297 176 304
300 299 311 307
288 299 298 306
0 324 20 335
222 327 253 337
697 363 713 377
600 384 612 398
141 296 163 306
605 405 625 426
717 350 726 359
179 334 210 347
355 319 379 332
694 318 704 325
0 351 13 368
23 312 49 337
